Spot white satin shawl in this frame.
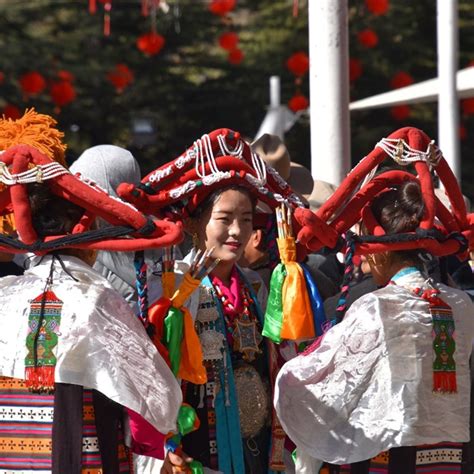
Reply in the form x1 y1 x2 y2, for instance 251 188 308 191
275 271 474 464
0 255 181 434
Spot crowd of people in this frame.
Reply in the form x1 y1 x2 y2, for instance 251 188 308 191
0 109 473 474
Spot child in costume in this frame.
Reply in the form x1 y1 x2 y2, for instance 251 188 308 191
275 127 474 473
117 129 312 474
0 118 184 472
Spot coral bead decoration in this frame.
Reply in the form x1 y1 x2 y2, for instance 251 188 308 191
107 64 134 93
390 71 414 89
2 104 21 120
349 58 363 82
390 105 411 121
286 52 310 77
228 48 244 65
137 32 165 56
366 0 389 15
288 94 309 112
19 71 46 96
219 32 239 51
50 81 77 108
209 0 236 17
358 29 379 48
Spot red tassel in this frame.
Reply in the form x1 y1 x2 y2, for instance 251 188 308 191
25 366 55 393
89 0 97 14
433 371 457 394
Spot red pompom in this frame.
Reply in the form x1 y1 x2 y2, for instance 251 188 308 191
209 0 236 16
19 71 46 96
2 104 21 120
219 32 239 51
390 71 414 89
137 32 165 56
50 81 77 108
228 48 244 65
366 0 389 15
107 64 134 93
286 52 310 77
288 94 309 112
358 29 379 48
349 58 363 82
390 104 410 121
462 98 474 116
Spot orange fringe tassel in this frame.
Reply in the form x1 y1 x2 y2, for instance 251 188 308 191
24 366 55 393
0 108 68 233
433 371 457 394
0 108 67 165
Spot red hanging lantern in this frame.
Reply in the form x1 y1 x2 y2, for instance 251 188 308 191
137 32 165 56
390 104 410 121
50 81 77 108
209 0 236 17
286 52 309 77
358 29 379 48
2 104 21 120
219 32 239 51
288 93 309 112
390 71 414 89
228 48 244 65
462 98 474 116
57 70 75 82
107 64 134 93
349 58 363 82
366 0 389 15
19 71 46 96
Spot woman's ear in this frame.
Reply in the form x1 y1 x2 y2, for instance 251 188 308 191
254 229 265 249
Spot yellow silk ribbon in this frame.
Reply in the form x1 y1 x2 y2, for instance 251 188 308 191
277 237 315 341
172 272 207 384
162 272 175 299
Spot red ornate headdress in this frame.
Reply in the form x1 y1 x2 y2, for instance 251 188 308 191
0 144 182 254
295 127 473 258
117 128 305 218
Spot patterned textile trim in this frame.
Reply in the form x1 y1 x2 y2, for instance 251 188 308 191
368 451 389 473
81 390 101 471
83 389 132 474
332 442 464 474
0 376 132 474
0 376 54 471
415 442 463 473
205 363 218 470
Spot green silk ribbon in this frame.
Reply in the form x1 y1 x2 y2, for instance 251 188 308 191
177 404 204 474
263 263 286 343
163 306 184 376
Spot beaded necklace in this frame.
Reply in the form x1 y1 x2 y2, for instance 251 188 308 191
212 273 263 362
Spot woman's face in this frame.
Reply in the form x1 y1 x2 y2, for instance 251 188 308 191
197 189 254 264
